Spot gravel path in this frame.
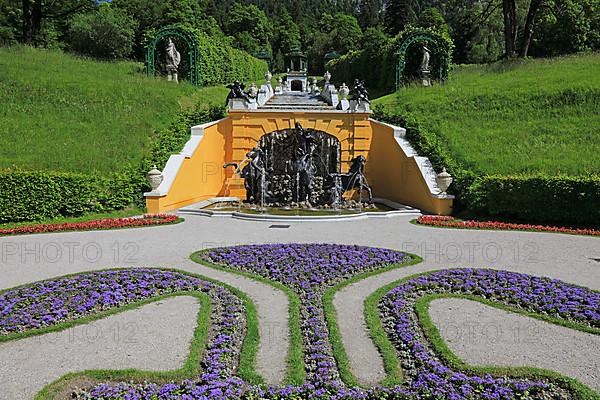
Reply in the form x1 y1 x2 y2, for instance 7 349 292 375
0 216 598 392
429 298 600 391
0 296 199 400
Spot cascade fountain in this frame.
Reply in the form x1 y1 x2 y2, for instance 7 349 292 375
223 123 372 209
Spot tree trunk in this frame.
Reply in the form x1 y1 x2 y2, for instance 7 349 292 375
502 0 518 57
22 0 32 43
519 0 544 57
31 0 43 44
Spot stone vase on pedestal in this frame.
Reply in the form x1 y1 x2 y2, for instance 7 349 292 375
436 168 453 195
147 166 163 192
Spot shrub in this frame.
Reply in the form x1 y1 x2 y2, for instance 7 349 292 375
0 169 141 223
69 5 136 59
327 27 453 94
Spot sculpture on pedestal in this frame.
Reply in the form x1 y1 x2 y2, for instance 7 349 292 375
225 81 251 105
419 45 432 87
351 79 370 105
224 123 373 207
166 39 181 83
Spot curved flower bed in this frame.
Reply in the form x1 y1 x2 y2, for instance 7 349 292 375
0 269 247 393
0 214 180 236
416 215 600 237
205 243 409 383
3 246 598 399
380 268 600 399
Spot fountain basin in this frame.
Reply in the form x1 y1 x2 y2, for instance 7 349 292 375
178 197 421 222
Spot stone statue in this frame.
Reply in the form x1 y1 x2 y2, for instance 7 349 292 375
166 38 181 83
420 45 431 71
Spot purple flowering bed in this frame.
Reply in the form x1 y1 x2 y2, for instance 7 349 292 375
205 243 410 384
0 269 249 399
380 268 600 399
1 245 598 399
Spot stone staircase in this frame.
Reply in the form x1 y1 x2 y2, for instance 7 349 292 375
260 93 334 111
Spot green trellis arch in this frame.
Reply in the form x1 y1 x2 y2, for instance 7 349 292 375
146 26 199 87
396 30 451 89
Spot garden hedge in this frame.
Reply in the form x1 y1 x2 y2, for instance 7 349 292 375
144 25 268 87
0 170 142 223
196 32 267 86
327 27 453 94
373 108 600 226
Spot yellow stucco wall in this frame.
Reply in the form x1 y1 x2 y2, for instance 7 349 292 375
146 111 452 215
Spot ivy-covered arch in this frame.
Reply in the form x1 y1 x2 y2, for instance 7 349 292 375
396 29 453 89
146 26 199 87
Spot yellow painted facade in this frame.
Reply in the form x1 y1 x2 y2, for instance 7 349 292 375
146 110 453 215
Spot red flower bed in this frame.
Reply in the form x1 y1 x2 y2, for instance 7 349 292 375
417 215 600 237
0 214 180 236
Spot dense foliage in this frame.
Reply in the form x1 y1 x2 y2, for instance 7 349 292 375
0 169 142 223
328 26 454 93
1 0 598 72
68 4 136 59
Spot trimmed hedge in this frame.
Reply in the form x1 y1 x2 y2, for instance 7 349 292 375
196 32 267 86
466 175 600 225
0 170 142 223
144 25 268 87
372 107 600 226
328 27 453 94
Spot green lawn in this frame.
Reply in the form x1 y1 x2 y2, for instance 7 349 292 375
374 54 600 176
0 46 228 173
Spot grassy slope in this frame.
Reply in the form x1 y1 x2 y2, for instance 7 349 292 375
0 46 228 173
374 54 600 176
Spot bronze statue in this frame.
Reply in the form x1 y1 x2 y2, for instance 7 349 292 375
351 79 370 105
225 81 250 105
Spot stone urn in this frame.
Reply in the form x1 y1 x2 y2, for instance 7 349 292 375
147 166 163 191
265 71 272 83
248 83 259 99
339 83 350 99
324 71 332 84
436 168 453 195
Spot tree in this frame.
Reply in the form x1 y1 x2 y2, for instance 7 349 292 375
358 0 384 28
384 0 415 35
20 0 94 44
330 13 363 54
417 7 449 36
223 3 272 54
273 10 300 53
530 0 599 56
502 0 544 57
519 0 543 56
68 4 136 59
